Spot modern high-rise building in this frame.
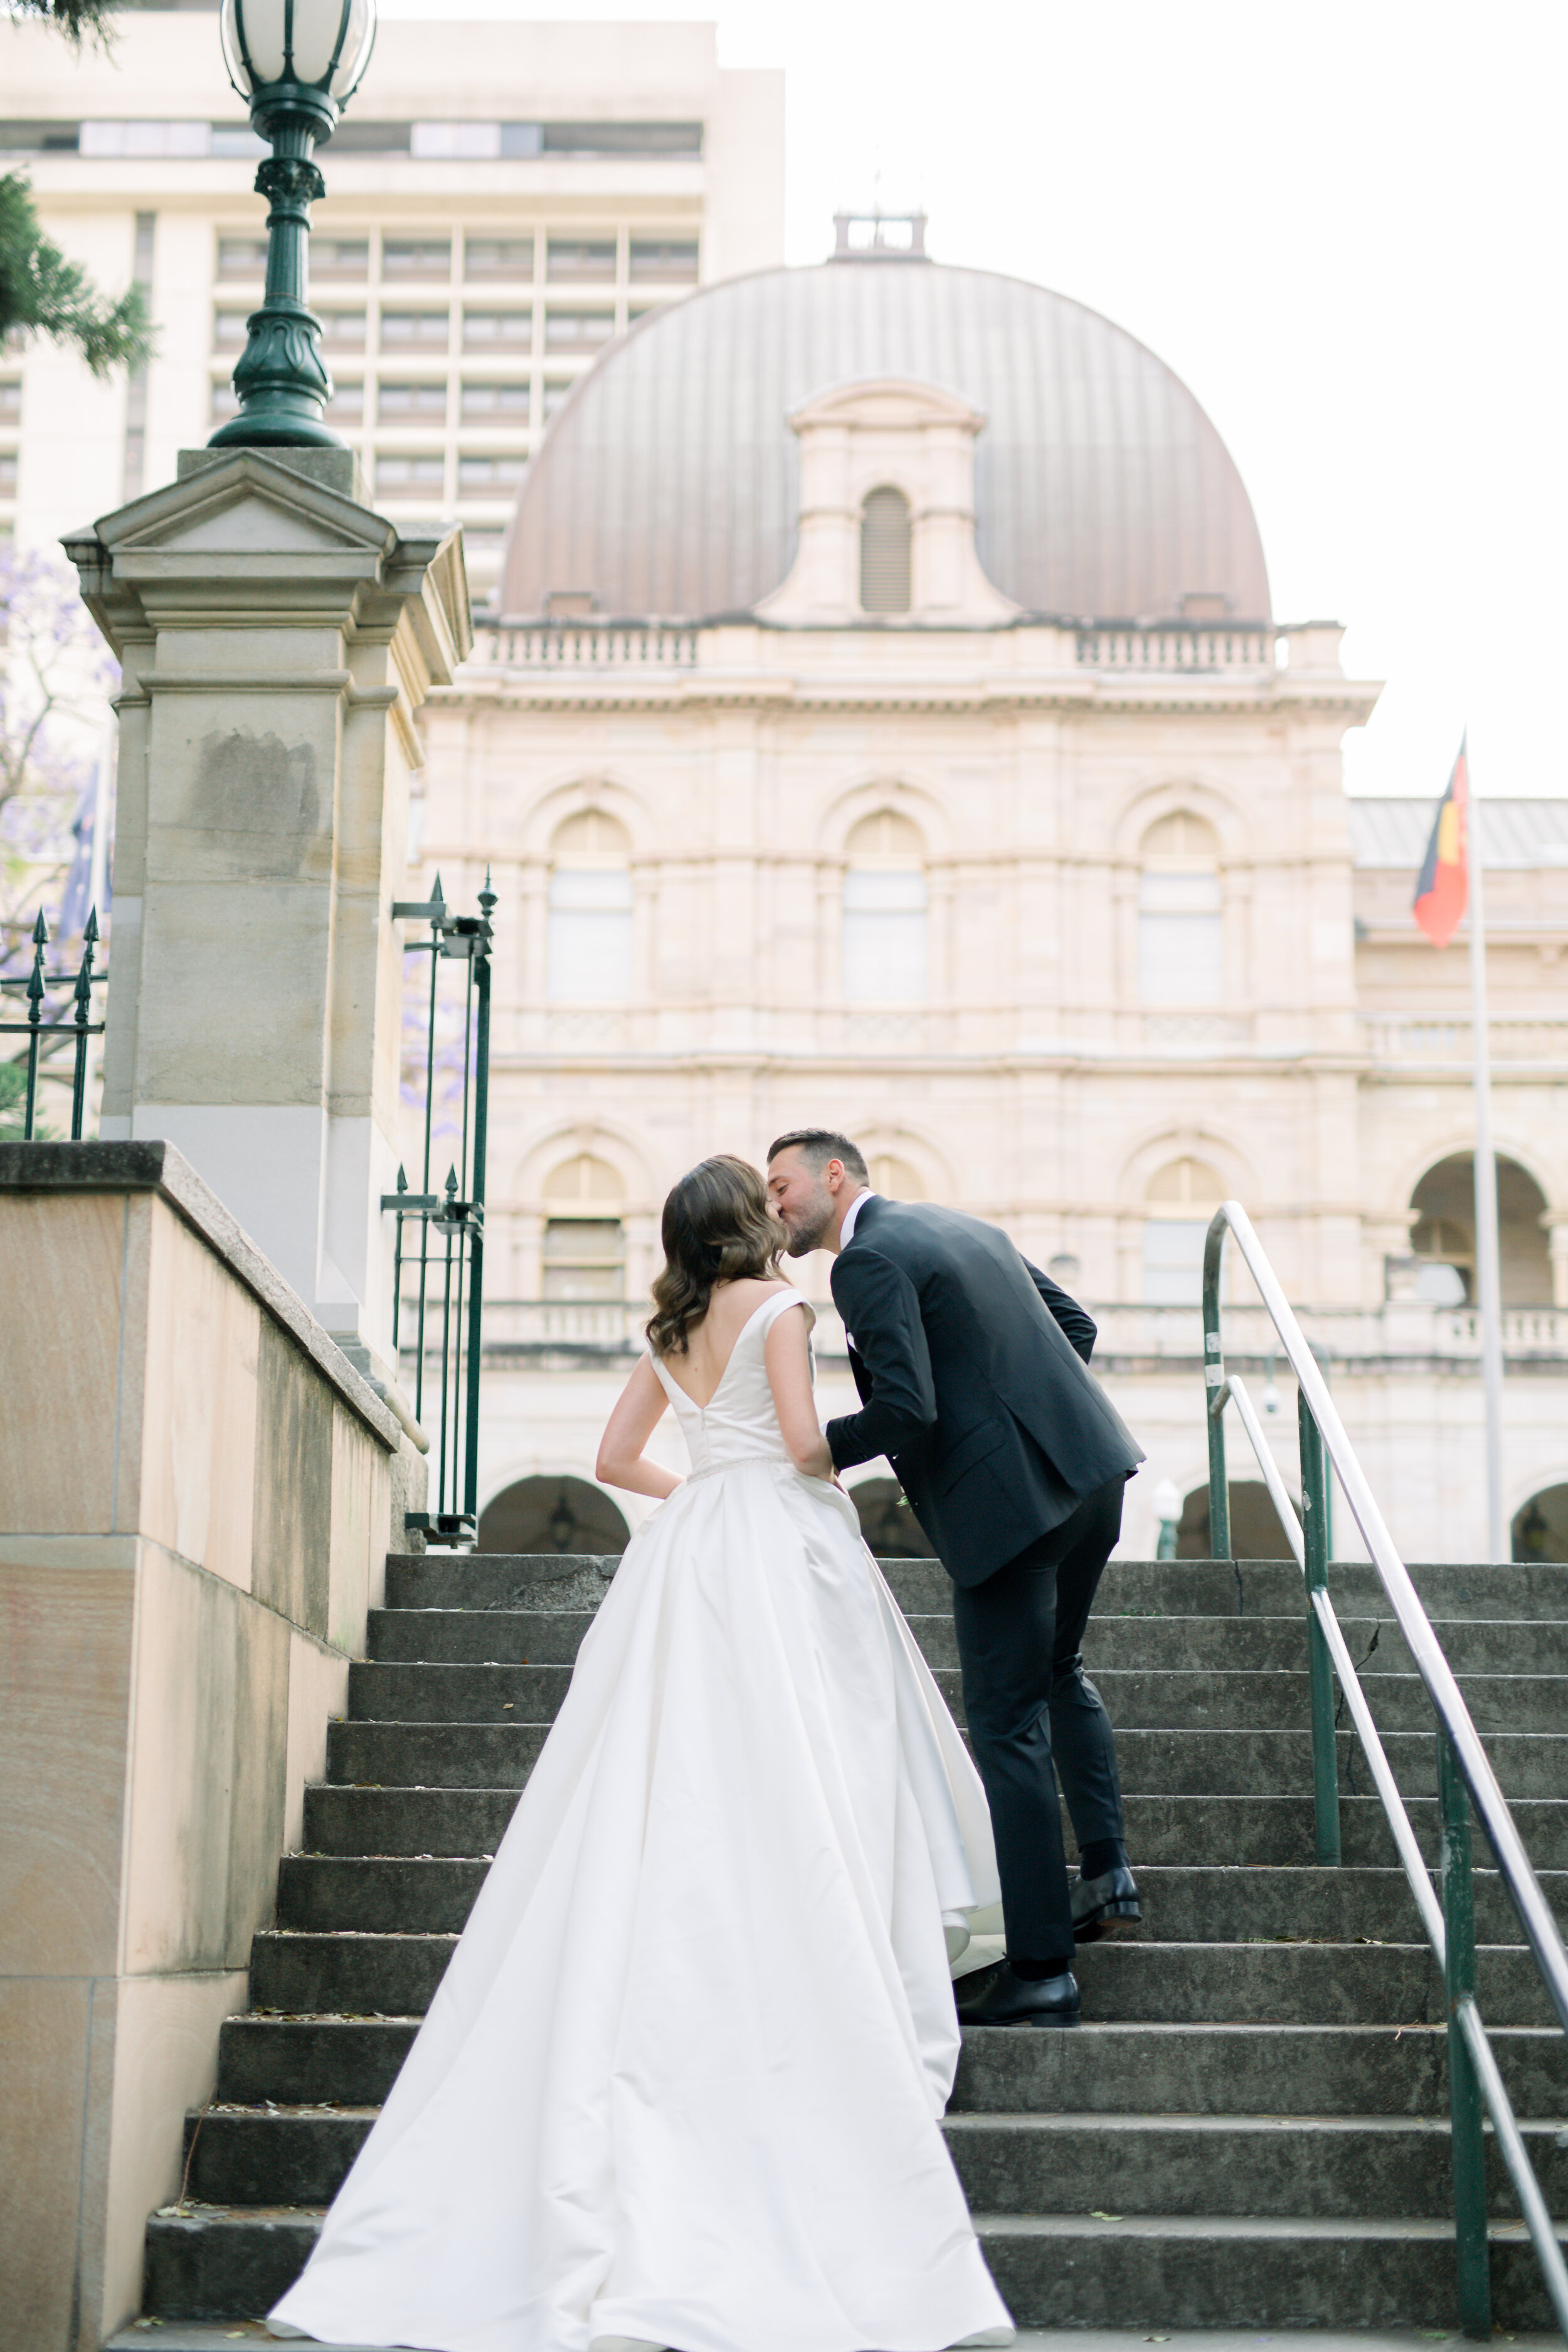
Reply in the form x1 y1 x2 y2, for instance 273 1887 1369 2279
0 8 785 598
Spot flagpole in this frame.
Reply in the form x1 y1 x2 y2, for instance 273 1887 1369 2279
1466 749 1507 1562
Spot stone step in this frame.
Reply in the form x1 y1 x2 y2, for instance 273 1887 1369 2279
217 2015 418 2106
181 2097 1568 2222
383 1552 617 1611
342 1653 1568 1739
368 1609 596 1663
322 1712 1568 1801
879 1555 1568 1623
144 2210 322 2323
368 1601 1568 1680
248 1926 1562 2028
214 2010 1568 2120
299 1779 1568 1871
951 2020 1568 2118
973 2212 1568 2332
270 1852 1567 1944
943 2111 1568 2221
138 2203 1568 2331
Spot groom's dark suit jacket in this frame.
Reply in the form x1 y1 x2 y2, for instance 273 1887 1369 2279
825 1196 1145 1587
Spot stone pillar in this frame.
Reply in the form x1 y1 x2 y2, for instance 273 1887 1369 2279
1545 1217 1568 1310
64 448 470 1387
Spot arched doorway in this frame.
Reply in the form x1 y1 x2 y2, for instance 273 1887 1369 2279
1177 1480 1297 1560
852 1476 936 1557
477 1475 630 1556
1408 1154 1552 1305
1512 1485 1568 1563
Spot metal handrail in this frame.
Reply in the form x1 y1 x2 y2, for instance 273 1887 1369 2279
1204 1200 1568 2339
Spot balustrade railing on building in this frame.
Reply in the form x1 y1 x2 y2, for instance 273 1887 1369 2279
472 623 699 669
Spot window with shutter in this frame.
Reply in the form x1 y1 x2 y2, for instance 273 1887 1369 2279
842 810 927 1004
546 811 634 1003
859 487 912 614
1137 812 1224 1004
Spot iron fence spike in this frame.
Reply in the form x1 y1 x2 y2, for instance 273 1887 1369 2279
84 907 100 945
31 908 48 945
396 1164 408 1192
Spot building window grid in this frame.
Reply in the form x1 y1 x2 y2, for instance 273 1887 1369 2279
205 220 696 526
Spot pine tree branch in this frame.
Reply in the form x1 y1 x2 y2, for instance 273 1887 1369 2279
4 0 122 51
0 171 153 375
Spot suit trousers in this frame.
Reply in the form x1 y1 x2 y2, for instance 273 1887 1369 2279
950 1474 1128 1969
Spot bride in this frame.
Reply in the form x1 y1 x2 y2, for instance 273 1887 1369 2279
269 1154 1012 2352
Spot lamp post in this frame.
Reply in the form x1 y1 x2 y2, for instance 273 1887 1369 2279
209 0 376 449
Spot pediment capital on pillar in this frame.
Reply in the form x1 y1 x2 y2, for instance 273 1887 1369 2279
63 448 472 685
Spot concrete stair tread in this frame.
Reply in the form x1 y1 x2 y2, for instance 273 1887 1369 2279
137 1540 1568 2333
973 2211 1560 2238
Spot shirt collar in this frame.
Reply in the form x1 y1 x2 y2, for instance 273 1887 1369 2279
838 1188 877 1249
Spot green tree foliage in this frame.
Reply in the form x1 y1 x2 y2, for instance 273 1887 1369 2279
0 171 151 373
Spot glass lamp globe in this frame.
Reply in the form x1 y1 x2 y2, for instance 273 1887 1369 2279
220 0 376 106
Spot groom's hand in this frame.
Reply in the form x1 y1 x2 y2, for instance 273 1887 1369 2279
826 1247 938 1471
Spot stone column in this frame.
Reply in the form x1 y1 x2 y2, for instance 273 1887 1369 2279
65 448 470 1389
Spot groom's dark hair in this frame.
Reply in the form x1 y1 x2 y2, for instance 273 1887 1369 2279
766 1128 869 1182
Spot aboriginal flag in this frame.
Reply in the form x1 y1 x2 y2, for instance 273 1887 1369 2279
1414 737 1469 948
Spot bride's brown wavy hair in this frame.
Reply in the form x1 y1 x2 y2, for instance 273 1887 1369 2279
647 1155 785 1357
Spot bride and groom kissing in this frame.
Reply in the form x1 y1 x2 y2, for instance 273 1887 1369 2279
270 1130 1146 2352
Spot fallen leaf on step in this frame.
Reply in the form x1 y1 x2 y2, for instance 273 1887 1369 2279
1089 2210 1122 2221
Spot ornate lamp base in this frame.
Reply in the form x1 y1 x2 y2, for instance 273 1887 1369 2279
208 133 347 450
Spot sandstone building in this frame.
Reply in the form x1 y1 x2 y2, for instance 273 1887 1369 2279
412 221 1568 1564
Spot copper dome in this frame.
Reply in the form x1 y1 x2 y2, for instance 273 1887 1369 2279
495 257 1271 625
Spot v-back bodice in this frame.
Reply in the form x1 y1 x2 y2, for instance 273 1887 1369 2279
649 1289 815 1473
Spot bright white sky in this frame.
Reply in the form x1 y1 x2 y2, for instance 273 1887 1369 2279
388 0 1568 800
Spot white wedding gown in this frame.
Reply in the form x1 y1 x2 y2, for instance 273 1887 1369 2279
270 1289 1010 2352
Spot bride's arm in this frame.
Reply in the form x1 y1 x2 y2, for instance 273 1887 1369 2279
765 1306 834 1478
596 1355 683 1499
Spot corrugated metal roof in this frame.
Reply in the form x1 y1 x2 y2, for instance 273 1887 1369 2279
1348 800 1568 868
497 260 1271 624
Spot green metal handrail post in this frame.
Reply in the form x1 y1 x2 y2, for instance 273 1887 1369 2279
1439 1729 1494 2336
1298 1392 1342 1866
1202 1212 1231 1559
461 877 494 1523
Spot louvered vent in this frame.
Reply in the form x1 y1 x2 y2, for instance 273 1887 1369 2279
859 487 911 613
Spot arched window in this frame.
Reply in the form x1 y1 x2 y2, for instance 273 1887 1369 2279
860 487 911 615
1142 1155 1226 1304
1137 811 1223 1005
547 809 633 1002
843 809 927 1004
867 1152 926 1200
541 1152 625 1299
1512 1483 1568 1562
1407 1153 1552 1305
477 1475 630 1557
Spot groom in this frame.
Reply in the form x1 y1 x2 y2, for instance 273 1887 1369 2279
767 1130 1146 2028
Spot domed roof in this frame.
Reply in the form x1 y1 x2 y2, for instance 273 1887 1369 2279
496 257 1271 625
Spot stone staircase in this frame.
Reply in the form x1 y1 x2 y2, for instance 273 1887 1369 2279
142 1548 1568 2332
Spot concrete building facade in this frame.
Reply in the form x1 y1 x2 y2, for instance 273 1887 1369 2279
0 8 785 602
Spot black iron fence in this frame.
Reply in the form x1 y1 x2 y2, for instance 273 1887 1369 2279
1 908 107 1139
384 873 494 1547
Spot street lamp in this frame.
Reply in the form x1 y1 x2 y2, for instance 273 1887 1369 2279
209 0 377 450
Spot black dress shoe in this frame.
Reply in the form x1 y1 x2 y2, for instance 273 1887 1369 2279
1071 1863 1142 1943
955 1959 1080 2028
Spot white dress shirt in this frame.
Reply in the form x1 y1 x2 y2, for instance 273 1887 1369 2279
839 1187 877 1252
837 1189 877 1353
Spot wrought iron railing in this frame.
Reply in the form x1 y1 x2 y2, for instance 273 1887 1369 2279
383 874 493 1547
0 908 107 1139
1203 1200 1568 2337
